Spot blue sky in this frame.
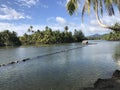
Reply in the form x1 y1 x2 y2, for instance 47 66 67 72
0 0 120 36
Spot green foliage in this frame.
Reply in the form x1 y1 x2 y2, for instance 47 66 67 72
110 22 120 32
0 30 21 46
102 23 120 40
87 32 120 41
20 26 85 45
0 26 86 46
66 0 120 19
73 29 85 42
102 32 120 41
66 0 120 32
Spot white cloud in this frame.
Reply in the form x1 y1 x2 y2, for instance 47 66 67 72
0 5 31 20
17 0 48 8
46 16 110 36
56 17 67 25
102 16 120 25
90 11 120 26
0 23 29 36
46 17 55 23
86 12 120 35
57 1 65 7
0 21 111 37
17 0 39 8
0 15 117 37
0 22 64 36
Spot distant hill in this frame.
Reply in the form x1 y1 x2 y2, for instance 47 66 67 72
88 34 101 37
87 34 103 40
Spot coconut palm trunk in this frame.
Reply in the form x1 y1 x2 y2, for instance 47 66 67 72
95 2 110 29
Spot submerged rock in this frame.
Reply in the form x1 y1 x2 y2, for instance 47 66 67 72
2 64 6 66
22 58 30 62
9 61 16 64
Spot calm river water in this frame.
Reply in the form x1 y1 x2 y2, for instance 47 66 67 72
0 40 120 90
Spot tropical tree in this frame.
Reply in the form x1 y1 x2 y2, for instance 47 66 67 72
64 26 69 33
66 0 120 32
28 26 34 34
0 30 21 46
73 29 85 42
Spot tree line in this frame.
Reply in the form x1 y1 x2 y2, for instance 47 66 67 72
102 32 120 41
20 26 86 45
0 26 86 46
0 30 21 46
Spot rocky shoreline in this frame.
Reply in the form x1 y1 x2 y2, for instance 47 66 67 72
84 70 120 90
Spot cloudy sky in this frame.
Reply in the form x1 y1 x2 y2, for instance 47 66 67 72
0 0 120 36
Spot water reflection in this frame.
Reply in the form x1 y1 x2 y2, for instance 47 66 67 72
113 43 120 65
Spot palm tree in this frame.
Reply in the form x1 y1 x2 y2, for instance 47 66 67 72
45 26 49 30
28 26 33 33
64 26 69 33
66 0 120 32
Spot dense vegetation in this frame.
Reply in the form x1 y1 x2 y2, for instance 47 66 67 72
0 26 86 46
102 32 120 41
0 30 21 46
20 26 86 45
0 24 119 47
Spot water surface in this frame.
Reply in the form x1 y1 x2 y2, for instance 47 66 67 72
0 40 120 90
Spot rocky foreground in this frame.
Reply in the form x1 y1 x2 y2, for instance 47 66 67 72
84 70 120 90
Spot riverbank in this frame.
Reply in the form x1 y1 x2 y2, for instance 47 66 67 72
84 70 120 90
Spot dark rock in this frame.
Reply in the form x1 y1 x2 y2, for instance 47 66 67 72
9 61 16 64
94 78 115 88
112 70 120 78
84 70 120 90
2 64 6 66
22 58 30 62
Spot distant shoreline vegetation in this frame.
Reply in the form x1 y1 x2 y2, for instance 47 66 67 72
0 25 119 47
87 32 120 41
0 26 86 46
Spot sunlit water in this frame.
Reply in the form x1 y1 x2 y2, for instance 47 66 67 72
0 40 120 90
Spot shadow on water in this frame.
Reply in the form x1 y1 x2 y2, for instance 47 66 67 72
113 43 120 65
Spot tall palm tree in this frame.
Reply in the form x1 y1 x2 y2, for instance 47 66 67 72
28 26 33 33
64 26 69 33
66 0 120 32
45 26 49 30
28 26 33 32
